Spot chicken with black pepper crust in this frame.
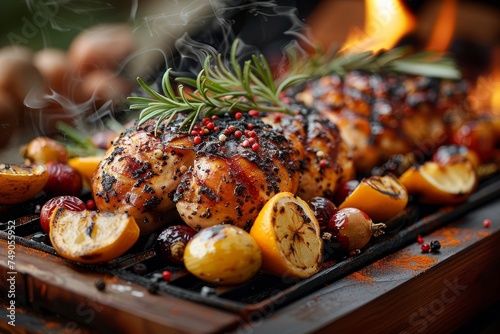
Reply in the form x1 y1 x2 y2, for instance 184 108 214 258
91 107 354 234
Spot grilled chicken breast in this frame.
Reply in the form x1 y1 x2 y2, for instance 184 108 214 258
295 71 473 173
92 121 196 234
91 106 355 234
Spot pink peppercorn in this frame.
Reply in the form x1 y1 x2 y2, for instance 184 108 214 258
162 270 172 281
249 110 259 117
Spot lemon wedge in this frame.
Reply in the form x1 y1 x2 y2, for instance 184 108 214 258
0 163 49 204
339 174 408 222
49 208 140 264
399 159 477 205
250 192 323 279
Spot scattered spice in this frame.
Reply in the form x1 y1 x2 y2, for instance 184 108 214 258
372 253 437 271
437 227 474 247
348 271 374 282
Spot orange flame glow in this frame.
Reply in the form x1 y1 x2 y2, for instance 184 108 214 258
468 47 500 115
491 48 500 114
425 0 457 52
341 0 415 53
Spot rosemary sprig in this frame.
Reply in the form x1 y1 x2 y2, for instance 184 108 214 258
128 40 310 132
130 40 461 132
285 45 462 80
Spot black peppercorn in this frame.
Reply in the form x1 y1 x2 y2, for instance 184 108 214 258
95 278 106 291
430 240 441 252
148 282 159 294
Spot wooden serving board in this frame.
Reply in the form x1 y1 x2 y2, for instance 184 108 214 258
1 176 499 333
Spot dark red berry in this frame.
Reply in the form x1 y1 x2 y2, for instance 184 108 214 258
247 123 254 130
234 130 242 138
483 219 491 228
86 199 96 210
308 196 338 232
190 130 199 136
194 136 202 145
430 240 441 252
417 235 424 244
251 143 260 151
155 225 197 265
319 159 328 168
421 243 430 253
235 112 243 119
206 122 214 130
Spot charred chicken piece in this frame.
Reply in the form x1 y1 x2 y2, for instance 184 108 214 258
92 106 355 234
173 115 301 231
262 106 355 202
295 71 474 174
91 120 196 234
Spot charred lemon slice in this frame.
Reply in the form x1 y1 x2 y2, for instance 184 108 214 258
0 163 49 204
49 208 140 264
399 159 477 205
250 192 323 279
338 174 408 222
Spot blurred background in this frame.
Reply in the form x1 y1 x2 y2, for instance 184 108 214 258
0 0 499 160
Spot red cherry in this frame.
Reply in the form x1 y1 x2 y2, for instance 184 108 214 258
39 196 86 234
44 162 82 196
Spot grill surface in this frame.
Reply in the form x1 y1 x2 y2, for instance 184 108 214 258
2 173 499 321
